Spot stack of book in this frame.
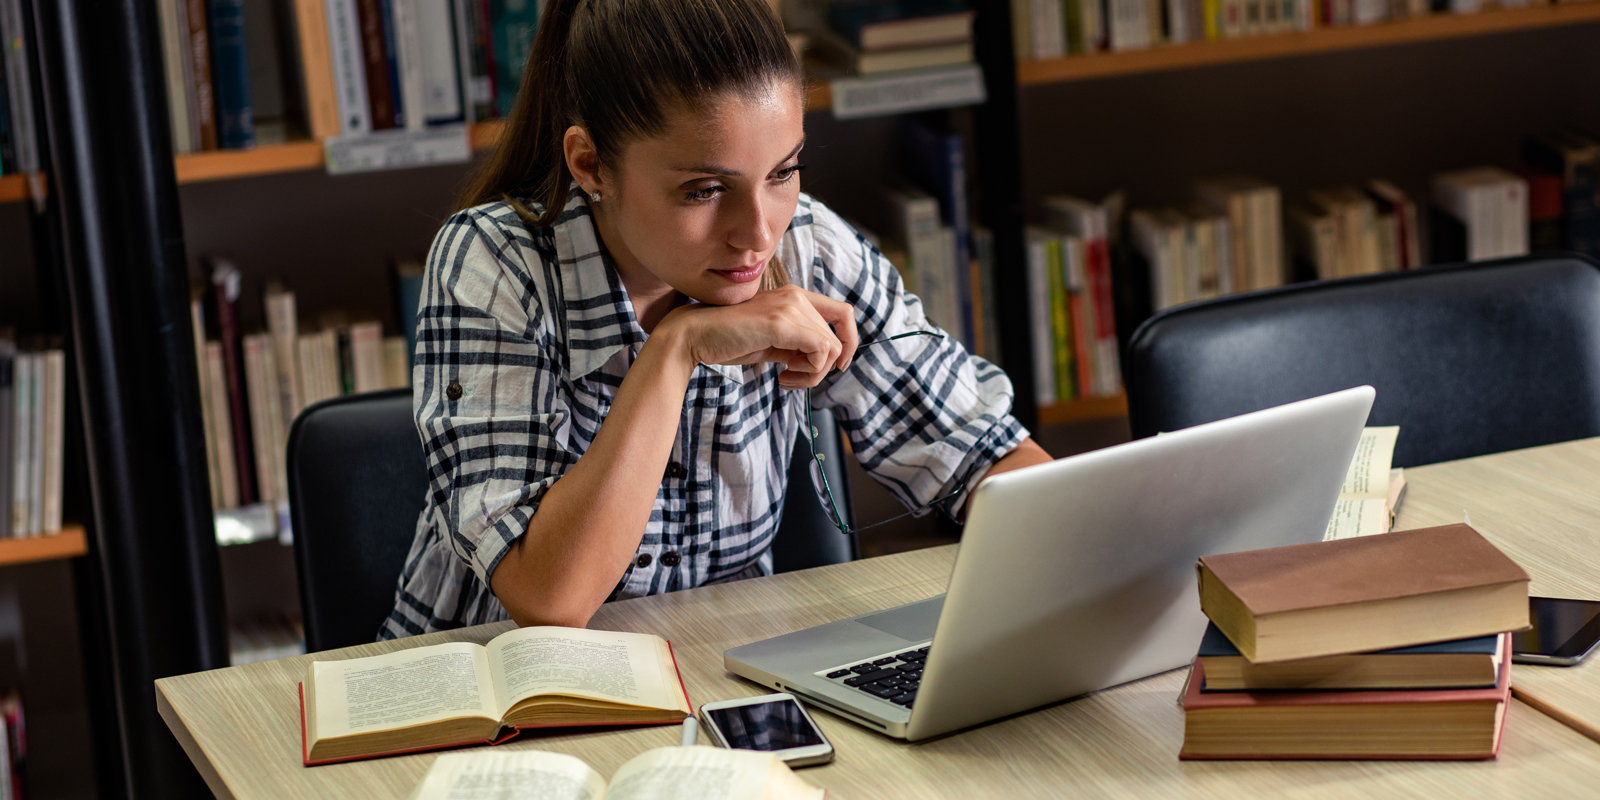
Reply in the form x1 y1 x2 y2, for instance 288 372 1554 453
0 341 65 538
809 1 976 76
191 259 412 538
1024 193 1122 405
1522 131 1600 258
1181 523 1530 760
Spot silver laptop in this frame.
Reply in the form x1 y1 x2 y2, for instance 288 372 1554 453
726 387 1375 741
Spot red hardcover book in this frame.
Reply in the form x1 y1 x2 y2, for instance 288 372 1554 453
1180 636 1511 760
209 261 256 505
354 0 396 130
301 630 693 766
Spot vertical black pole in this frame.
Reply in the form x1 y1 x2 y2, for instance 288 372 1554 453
28 0 227 796
969 0 1037 432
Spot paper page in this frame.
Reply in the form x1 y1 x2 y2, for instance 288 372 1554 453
312 642 499 738
406 751 607 800
1322 498 1391 541
605 747 811 800
1338 426 1399 498
487 627 677 714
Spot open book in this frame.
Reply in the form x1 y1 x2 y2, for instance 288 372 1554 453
409 748 825 800
1324 426 1408 541
301 627 691 765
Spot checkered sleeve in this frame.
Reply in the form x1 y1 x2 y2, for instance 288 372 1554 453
414 208 578 588
803 200 1029 519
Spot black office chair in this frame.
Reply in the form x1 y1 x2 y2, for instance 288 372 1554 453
1124 254 1600 468
288 388 856 652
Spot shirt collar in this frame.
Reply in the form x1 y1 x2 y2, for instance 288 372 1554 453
551 188 744 384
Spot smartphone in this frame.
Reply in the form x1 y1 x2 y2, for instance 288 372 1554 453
1512 596 1600 666
699 693 834 767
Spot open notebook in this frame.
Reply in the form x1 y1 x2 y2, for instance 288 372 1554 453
301 627 692 765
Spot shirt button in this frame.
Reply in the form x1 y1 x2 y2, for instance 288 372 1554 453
661 552 681 568
446 381 463 401
636 553 652 569
665 462 686 480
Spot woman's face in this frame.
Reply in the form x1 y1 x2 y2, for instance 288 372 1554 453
596 80 805 306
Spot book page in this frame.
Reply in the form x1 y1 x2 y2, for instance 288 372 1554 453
312 642 499 738
406 751 607 800
487 627 678 714
1323 498 1391 541
606 747 821 800
1338 426 1399 498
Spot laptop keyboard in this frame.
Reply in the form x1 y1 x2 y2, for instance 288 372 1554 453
815 643 931 709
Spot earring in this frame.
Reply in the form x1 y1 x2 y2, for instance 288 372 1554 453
590 191 601 202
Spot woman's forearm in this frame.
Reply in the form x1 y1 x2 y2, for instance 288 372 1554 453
490 326 698 628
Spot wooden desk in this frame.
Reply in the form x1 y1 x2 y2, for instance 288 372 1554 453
159 441 1600 799
1396 436 1600 745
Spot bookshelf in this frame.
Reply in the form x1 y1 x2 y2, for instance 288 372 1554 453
0 526 88 567
1038 394 1128 427
1017 2 1600 86
0 175 27 204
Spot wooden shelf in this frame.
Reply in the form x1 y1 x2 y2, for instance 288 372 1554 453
0 525 88 566
1018 2 1600 85
1038 393 1128 426
0 174 27 203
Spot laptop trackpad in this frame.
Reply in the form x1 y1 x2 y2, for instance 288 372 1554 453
856 595 945 641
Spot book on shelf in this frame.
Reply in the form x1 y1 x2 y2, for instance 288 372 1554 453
300 627 692 765
410 747 823 800
1323 425 1405 541
898 115 974 349
884 179 963 340
1179 640 1511 759
1197 523 1530 664
1521 167 1564 253
1038 194 1121 398
0 342 64 538
489 0 539 121
1197 622 1505 692
0 0 39 175
1304 186 1384 279
1432 166 1529 262
1522 131 1600 257
1195 175 1283 293
208 0 257 149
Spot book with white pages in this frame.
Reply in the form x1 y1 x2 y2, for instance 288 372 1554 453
408 747 823 800
1323 426 1406 541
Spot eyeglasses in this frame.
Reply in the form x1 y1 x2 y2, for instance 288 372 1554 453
802 330 962 536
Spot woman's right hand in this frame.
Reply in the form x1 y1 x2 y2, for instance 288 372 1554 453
657 285 860 390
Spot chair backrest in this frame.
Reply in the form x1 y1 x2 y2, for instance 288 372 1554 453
288 388 857 650
288 389 427 652
772 408 859 572
1124 254 1600 468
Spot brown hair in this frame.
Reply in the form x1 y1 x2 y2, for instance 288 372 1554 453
458 0 801 226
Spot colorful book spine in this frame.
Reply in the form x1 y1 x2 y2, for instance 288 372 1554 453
1046 237 1074 402
355 0 397 129
210 264 257 505
207 0 255 149
292 0 343 138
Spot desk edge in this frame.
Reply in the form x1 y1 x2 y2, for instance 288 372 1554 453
156 679 240 800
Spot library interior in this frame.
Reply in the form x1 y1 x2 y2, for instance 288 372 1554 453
3 0 1600 796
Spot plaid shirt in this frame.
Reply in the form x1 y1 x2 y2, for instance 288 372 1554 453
380 188 1026 639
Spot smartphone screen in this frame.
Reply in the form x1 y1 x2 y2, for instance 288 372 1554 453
704 697 825 751
1513 596 1600 662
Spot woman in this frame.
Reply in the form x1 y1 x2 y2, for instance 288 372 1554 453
380 0 1052 639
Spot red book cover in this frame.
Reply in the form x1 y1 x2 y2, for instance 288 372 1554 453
354 0 396 130
209 263 256 505
302 639 694 766
1180 637 1510 760
1069 291 1093 400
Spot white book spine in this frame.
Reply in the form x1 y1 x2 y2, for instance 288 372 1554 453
40 351 62 534
325 0 372 135
1503 177 1529 258
9 355 28 537
1024 234 1057 406
417 0 462 123
265 292 302 430
350 323 387 393
1109 0 1152 51
26 353 42 536
452 0 476 123
1168 0 1190 43
1030 0 1066 59
260 342 289 507
158 0 195 153
243 336 273 506
392 0 427 131
1213 218 1234 295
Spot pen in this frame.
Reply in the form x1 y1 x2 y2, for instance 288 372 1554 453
680 716 698 747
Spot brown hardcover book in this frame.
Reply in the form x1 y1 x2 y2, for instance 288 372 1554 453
185 0 218 150
301 627 691 765
290 0 341 138
1198 524 1529 663
354 0 396 130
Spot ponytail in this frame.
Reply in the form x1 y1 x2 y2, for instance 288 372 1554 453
457 0 801 229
